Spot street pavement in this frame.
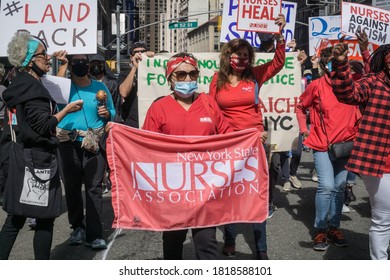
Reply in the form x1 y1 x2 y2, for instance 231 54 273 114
0 150 373 260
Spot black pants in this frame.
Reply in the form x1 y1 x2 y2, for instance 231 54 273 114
0 214 54 260
163 227 218 260
58 141 106 242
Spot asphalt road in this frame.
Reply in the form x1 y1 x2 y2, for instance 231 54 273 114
0 150 373 260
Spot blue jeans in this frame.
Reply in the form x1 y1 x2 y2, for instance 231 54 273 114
224 221 267 252
313 150 348 230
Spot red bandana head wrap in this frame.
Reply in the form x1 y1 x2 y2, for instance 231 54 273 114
165 55 198 78
385 52 390 63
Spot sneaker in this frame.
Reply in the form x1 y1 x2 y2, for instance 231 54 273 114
313 231 329 251
26 218 36 229
85 238 107 250
342 204 351 213
257 251 269 260
68 227 84 245
289 175 302 189
282 181 291 192
311 170 318 182
222 244 235 257
327 228 349 247
102 187 109 194
268 204 277 219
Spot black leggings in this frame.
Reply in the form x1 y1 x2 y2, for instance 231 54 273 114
0 214 55 260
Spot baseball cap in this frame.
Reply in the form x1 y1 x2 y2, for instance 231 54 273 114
130 41 147 54
89 54 105 62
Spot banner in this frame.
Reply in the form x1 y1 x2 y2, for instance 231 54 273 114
236 0 282 33
137 52 302 152
315 38 379 61
0 0 97 56
220 0 297 50
106 124 269 230
341 2 390 45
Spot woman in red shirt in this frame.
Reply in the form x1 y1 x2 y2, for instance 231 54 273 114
143 53 232 260
209 14 286 260
296 47 361 252
332 42 390 260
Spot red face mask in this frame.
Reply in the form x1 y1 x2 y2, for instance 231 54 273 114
230 57 250 73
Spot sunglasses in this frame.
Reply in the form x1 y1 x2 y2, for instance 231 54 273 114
131 50 146 55
172 70 199 81
71 59 89 65
32 50 48 58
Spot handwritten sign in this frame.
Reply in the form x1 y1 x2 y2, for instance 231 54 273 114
309 15 342 56
341 2 390 45
0 0 97 56
220 0 296 50
236 0 282 33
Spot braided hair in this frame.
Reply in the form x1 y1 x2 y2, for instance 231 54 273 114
369 44 390 73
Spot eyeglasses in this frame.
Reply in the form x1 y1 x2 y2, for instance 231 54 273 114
32 50 48 58
172 70 199 81
71 59 89 65
131 50 146 55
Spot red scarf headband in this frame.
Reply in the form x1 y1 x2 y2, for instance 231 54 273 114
165 56 198 78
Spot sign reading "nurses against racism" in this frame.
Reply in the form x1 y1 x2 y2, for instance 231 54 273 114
342 2 390 45
236 0 282 33
107 124 268 230
0 0 97 56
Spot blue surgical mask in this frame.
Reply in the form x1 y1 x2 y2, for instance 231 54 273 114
174 81 198 99
327 61 332 72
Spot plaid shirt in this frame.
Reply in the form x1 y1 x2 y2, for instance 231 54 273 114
331 59 390 177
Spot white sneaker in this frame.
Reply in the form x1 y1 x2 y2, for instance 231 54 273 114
311 170 318 182
342 204 351 213
289 175 302 189
282 182 291 192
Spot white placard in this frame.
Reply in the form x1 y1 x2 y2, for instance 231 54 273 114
309 15 342 56
0 0 97 56
41 75 71 104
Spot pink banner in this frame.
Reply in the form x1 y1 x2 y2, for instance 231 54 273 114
106 123 269 231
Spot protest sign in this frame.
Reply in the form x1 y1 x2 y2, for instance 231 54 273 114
220 0 297 50
341 2 390 45
0 0 97 56
236 0 282 33
41 75 71 104
137 52 301 152
309 15 342 56
107 124 268 230
315 38 379 61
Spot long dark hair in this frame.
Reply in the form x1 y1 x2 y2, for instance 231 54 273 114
369 44 390 73
217 38 255 92
319 47 333 76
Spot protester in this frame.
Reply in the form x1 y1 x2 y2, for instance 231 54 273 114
296 46 361 251
143 52 232 260
118 41 155 127
331 41 390 260
0 32 83 259
209 14 286 259
56 54 116 250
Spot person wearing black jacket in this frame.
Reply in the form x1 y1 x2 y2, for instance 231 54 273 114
0 32 82 260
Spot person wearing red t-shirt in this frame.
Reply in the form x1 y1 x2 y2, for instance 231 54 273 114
143 52 232 260
209 14 286 260
296 47 361 252
332 41 390 260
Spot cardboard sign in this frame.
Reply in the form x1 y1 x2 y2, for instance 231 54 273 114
137 52 301 152
220 0 297 49
236 0 282 33
107 124 269 230
0 0 97 56
342 2 390 45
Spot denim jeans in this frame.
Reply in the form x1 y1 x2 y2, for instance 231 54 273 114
313 150 348 230
224 221 267 252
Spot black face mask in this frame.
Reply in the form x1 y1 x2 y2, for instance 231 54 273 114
71 62 89 77
90 65 104 76
31 61 46 77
